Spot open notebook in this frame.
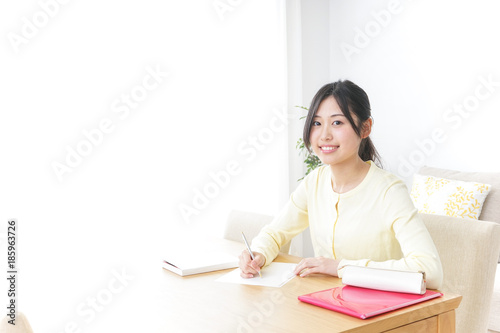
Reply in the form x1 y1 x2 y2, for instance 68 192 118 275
298 285 442 319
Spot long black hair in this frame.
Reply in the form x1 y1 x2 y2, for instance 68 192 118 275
303 80 382 167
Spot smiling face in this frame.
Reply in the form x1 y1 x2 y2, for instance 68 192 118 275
309 97 365 167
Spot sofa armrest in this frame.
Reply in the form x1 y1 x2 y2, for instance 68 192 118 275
420 213 500 333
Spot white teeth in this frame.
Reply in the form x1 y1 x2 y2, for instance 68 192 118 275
321 146 336 151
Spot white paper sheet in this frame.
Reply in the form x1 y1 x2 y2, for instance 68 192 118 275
216 262 297 287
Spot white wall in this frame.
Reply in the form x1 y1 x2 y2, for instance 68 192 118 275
0 1 288 331
286 0 331 257
328 0 500 185
290 0 500 257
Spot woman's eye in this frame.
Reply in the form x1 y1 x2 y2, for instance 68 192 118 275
333 120 342 126
313 121 321 126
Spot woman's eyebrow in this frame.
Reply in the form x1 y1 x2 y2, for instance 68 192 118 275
313 114 345 118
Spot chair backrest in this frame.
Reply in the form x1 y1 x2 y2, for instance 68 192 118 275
223 210 291 254
0 311 33 333
421 213 500 333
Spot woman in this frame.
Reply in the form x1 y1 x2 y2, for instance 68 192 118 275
239 80 443 289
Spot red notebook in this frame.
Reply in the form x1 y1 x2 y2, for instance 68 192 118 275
298 285 442 319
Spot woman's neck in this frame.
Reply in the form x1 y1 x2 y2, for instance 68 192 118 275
330 158 370 194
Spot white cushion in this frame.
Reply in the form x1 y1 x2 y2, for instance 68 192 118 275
418 166 500 223
411 174 491 219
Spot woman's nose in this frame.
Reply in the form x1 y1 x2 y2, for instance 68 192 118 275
321 126 332 140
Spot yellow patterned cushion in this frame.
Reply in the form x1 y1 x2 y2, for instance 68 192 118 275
410 174 491 219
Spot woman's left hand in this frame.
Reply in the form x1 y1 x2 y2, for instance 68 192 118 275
293 256 340 277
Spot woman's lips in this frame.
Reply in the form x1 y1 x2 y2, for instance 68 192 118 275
320 145 339 153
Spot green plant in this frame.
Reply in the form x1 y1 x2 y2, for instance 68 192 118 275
295 106 322 181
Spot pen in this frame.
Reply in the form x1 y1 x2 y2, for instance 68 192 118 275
241 232 262 278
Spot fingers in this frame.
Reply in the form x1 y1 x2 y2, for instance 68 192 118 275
238 250 253 277
298 266 320 278
293 257 340 277
238 251 264 279
293 258 315 276
294 258 314 274
240 270 256 279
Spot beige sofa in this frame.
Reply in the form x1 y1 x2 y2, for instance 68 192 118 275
418 166 500 333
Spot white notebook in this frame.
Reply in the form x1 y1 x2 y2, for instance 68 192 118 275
162 251 238 276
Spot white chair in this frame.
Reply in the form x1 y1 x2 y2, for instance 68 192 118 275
421 213 500 333
223 210 291 254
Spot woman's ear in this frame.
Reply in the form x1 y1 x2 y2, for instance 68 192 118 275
361 117 372 139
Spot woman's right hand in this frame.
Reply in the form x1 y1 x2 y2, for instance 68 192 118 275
238 250 265 278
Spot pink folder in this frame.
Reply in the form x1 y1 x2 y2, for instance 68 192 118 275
298 285 442 319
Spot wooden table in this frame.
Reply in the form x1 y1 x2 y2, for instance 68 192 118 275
157 241 462 332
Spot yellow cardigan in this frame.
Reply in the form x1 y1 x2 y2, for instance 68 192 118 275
251 161 443 289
